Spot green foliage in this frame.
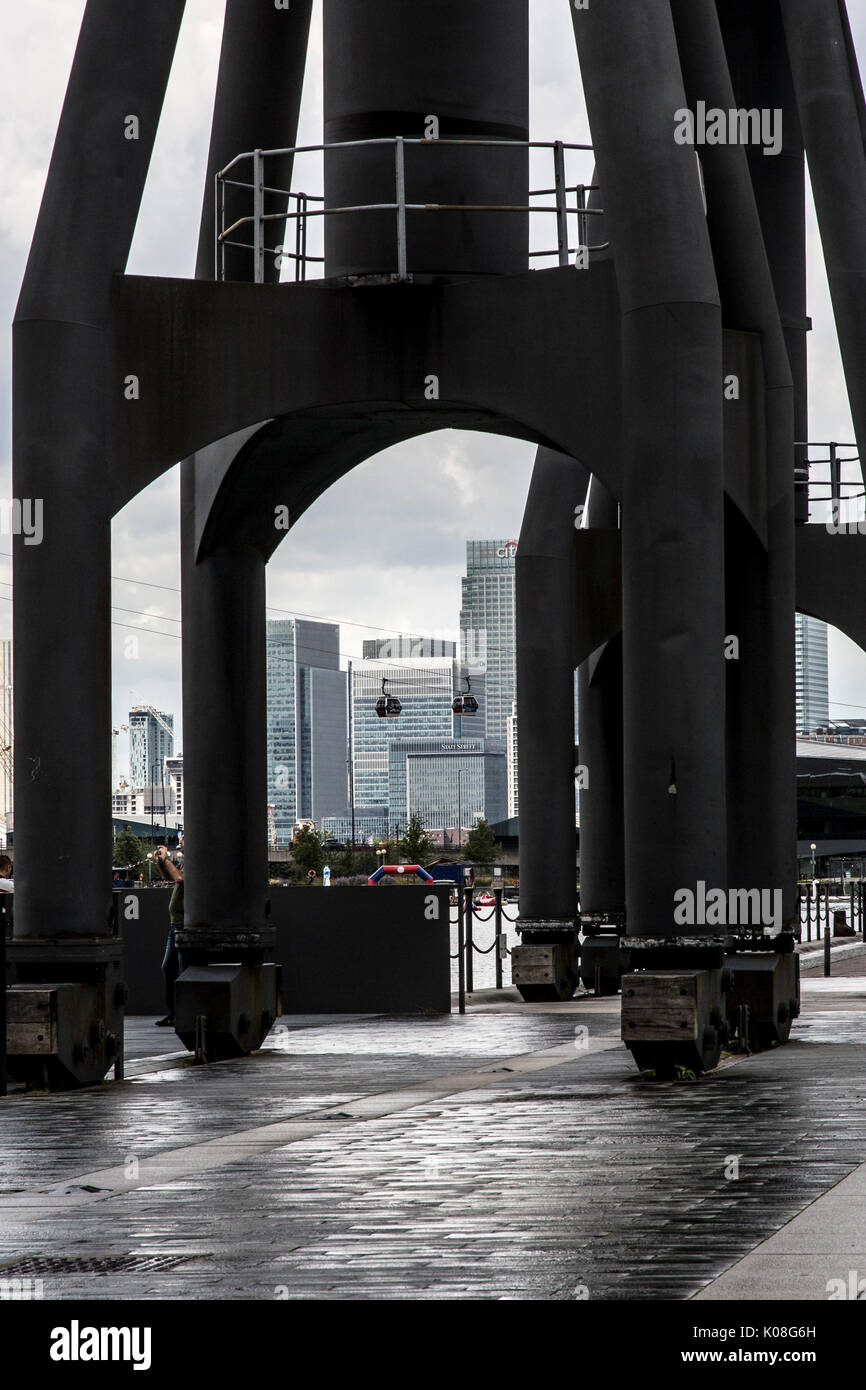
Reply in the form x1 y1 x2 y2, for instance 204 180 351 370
291 824 325 876
112 827 149 875
333 844 379 878
399 814 434 866
267 860 293 881
461 817 501 866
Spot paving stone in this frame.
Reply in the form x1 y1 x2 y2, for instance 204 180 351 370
2 993 866 1300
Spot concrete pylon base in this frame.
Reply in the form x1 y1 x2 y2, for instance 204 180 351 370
512 918 578 1001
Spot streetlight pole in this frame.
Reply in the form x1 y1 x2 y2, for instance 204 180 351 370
810 841 817 881
347 659 355 854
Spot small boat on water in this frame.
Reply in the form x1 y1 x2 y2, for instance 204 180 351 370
475 892 495 906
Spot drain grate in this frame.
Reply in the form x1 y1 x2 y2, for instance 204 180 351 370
0 1253 202 1276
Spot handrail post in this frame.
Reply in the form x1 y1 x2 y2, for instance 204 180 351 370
301 193 308 282
214 173 222 281
830 441 840 519
494 886 503 989
463 884 474 993
457 888 466 1015
553 140 569 267
395 136 408 280
253 148 265 284
576 182 588 259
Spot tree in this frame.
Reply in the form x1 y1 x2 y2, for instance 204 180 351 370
113 827 149 875
400 813 434 866
462 817 501 866
291 824 325 877
333 843 379 878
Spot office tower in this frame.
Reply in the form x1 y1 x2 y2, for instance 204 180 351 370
351 657 485 809
795 614 830 733
266 618 348 843
128 706 174 790
506 700 518 818
388 735 507 840
319 808 388 844
459 539 516 742
362 636 456 659
165 756 184 822
0 641 11 821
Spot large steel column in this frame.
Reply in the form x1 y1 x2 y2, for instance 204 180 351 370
180 537 269 932
576 474 624 925
716 0 804 926
512 449 585 1001
197 0 313 284
322 0 529 277
576 1 726 935
12 0 183 938
8 0 184 1086
180 0 312 928
781 0 866 472
171 2 313 1057
673 0 797 926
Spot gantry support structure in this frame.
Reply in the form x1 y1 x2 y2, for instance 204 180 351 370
8 0 866 1084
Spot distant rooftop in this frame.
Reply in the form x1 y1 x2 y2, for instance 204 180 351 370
797 736 866 761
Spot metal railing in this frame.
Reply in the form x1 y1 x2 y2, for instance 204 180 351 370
215 137 605 283
449 887 516 1012
798 881 864 942
796 441 864 523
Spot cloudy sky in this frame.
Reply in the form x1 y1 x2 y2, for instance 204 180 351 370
4 0 866 775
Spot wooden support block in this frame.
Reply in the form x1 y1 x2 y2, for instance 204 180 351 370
621 971 703 1043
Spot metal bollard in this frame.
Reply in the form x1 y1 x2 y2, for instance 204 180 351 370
457 891 466 1015
824 925 832 978
494 886 503 989
463 885 474 994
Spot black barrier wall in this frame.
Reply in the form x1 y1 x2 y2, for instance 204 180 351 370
121 887 451 1017
118 889 172 1015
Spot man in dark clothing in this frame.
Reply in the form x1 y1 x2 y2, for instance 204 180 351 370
154 834 183 1026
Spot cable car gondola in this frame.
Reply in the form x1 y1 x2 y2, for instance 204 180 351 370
375 678 402 719
451 675 478 716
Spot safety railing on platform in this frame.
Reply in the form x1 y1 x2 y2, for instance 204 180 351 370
449 887 519 1013
798 881 864 943
796 441 864 525
215 138 605 283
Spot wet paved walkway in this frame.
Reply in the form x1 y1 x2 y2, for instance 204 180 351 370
1 949 866 1301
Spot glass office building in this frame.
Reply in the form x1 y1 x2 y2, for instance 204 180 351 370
128 706 174 790
795 613 830 733
351 657 485 810
459 539 516 743
266 618 347 844
319 808 388 843
387 736 507 837
506 701 519 818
